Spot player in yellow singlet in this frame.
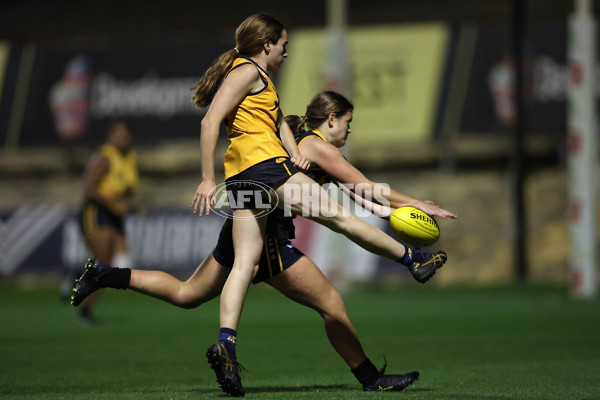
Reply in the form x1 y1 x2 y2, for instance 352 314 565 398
189 14 455 397
72 91 457 393
75 120 138 323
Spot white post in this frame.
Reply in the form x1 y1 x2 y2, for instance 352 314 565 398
567 0 597 298
325 0 350 96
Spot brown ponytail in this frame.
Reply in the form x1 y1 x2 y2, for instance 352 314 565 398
190 14 286 109
285 115 309 139
191 49 238 109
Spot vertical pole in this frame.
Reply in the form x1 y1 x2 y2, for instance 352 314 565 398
5 43 36 150
511 0 527 280
568 0 597 298
325 0 350 96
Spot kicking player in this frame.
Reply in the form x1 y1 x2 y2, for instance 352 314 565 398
72 90 456 396
189 14 454 396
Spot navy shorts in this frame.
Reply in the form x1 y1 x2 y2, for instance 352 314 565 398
79 201 125 234
212 218 304 283
226 157 298 210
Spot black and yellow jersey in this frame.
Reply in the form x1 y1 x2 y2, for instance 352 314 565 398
96 143 138 213
223 56 289 179
296 128 332 185
270 128 335 241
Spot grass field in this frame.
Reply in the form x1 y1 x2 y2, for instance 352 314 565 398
1 281 599 399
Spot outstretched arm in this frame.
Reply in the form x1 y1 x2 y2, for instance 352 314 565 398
338 183 393 219
300 139 457 219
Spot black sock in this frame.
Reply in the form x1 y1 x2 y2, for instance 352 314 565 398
399 244 425 266
100 268 131 290
219 327 237 357
351 358 380 386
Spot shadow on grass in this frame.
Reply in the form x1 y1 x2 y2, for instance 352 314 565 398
197 386 513 399
199 385 517 398
195 384 353 395
407 389 515 400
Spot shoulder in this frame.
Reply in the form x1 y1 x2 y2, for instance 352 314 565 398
300 133 333 151
223 62 262 93
99 144 119 158
310 139 340 157
297 131 322 146
85 151 110 177
91 151 110 165
301 136 342 163
227 62 261 82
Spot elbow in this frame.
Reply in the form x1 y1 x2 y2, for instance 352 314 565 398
201 115 219 133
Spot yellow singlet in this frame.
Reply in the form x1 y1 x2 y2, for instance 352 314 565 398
96 144 139 214
223 57 289 179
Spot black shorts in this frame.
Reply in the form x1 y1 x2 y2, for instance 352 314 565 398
79 201 125 234
212 219 304 283
225 157 298 210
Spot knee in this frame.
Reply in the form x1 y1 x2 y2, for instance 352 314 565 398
177 299 200 310
320 288 347 320
172 283 205 309
323 209 353 234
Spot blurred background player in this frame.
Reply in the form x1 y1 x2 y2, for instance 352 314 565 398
71 120 139 324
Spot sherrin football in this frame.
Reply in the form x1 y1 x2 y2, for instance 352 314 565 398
390 206 440 247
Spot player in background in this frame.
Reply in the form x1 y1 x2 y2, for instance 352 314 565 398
72 120 138 324
72 91 456 395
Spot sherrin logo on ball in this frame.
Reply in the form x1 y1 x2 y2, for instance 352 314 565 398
390 206 440 247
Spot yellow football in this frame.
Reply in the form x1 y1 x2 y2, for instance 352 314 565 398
390 206 440 247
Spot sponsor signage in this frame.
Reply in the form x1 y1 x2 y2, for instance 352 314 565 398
0 204 385 283
460 23 579 137
279 23 450 144
16 37 230 146
0 206 223 275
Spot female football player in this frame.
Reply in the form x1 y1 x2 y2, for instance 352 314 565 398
191 13 455 395
187 14 456 395
72 90 456 396
75 120 138 324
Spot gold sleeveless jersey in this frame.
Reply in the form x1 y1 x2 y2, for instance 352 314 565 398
223 57 289 179
96 143 139 205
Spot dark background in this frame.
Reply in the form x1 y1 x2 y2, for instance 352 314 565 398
0 0 575 42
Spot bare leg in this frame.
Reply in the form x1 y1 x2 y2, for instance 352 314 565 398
277 173 406 260
267 256 366 369
220 209 267 330
129 255 229 309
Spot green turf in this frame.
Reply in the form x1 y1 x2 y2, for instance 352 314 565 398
1 281 599 399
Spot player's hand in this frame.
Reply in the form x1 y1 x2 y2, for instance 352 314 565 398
191 180 216 216
290 155 310 172
414 200 457 219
